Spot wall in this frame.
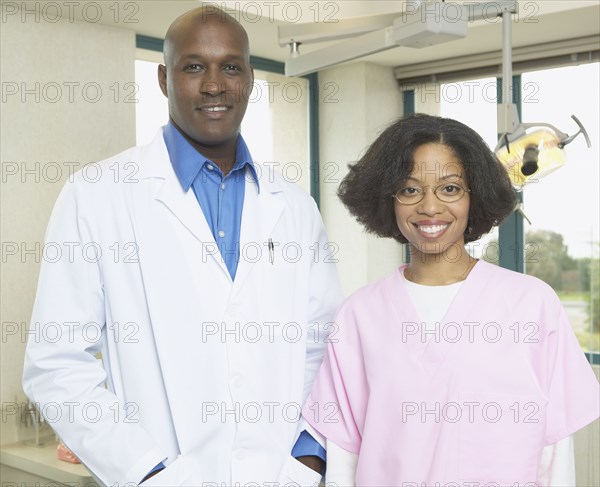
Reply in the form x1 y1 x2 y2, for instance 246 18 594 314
0 7 136 444
319 62 404 296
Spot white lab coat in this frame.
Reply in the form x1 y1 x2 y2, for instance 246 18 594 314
22 132 343 486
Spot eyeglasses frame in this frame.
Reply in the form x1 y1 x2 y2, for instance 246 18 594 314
392 183 471 205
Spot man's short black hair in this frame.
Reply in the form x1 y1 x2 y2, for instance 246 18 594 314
338 113 518 244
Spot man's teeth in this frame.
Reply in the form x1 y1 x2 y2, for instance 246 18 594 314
418 224 448 234
204 106 228 112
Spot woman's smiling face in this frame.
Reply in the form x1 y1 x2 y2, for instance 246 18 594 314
394 143 470 256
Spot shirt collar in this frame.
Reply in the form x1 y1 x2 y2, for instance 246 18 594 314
162 122 259 192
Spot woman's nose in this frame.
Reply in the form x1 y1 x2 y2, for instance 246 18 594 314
417 187 443 215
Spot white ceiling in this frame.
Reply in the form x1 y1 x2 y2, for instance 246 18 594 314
23 0 600 68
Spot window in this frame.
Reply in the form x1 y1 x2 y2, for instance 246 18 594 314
135 60 168 145
521 63 600 352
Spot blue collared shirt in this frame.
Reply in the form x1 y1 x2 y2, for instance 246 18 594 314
163 122 259 281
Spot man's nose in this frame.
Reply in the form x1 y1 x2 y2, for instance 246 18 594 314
201 68 225 96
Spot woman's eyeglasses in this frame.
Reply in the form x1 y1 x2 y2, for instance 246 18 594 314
393 183 470 205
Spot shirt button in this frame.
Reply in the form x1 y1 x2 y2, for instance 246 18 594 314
207 164 214 171
218 230 225 238
236 449 246 460
221 183 225 190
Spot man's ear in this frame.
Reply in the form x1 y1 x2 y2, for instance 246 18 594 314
158 64 168 98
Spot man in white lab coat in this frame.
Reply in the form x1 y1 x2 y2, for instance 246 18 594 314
23 7 342 486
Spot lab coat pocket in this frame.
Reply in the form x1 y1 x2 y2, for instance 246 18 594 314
278 455 322 487
141 455 202 486
458 392 546 484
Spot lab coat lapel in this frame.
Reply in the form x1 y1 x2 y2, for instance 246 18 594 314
139 132 230 280
232 164 284 292
133 134 232 450
418 260 490 377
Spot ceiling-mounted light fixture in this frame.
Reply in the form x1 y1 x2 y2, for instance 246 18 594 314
278 0 517 77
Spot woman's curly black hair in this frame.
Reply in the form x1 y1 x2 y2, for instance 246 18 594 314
338 113 518 244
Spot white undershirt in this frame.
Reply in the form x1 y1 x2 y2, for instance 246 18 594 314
324 270 575 486
402 272 463 331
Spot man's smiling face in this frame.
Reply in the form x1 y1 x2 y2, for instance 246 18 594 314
159 14 254 152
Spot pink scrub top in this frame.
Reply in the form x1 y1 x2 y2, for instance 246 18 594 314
303 261 599 486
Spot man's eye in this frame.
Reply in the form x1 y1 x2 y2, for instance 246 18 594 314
223 64 241 72
184 64 203 72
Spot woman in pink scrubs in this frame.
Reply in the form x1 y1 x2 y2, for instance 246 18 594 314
303 114 599 486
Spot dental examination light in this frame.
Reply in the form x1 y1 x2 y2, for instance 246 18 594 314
495 116 591 189
494 6 591 191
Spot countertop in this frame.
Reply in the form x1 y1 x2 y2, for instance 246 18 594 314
0 440 97 485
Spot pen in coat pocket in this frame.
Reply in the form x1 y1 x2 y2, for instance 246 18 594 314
268 238 274 264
